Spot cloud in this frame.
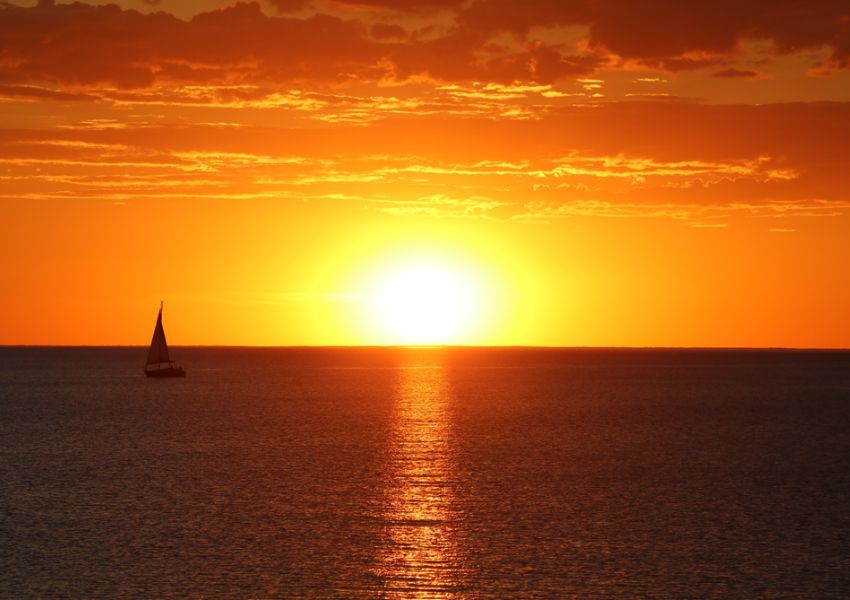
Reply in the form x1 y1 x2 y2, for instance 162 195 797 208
1 101 846 226
0 2 385 88
374 193 507 218
713 68 760 78
508 198 850 226
459 0 850 71
389 30 605 84
0 84 100 102
328 0 466 11
0 1 612 89
267 0 312 11
371 22 406 40
7 0 844 98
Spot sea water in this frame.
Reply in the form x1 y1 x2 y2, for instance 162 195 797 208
1 347 849 598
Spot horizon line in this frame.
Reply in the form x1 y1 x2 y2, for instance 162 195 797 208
1 344 849 352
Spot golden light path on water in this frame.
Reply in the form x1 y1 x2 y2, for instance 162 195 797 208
374 362 468 598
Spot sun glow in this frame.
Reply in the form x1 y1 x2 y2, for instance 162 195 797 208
369 262 480 345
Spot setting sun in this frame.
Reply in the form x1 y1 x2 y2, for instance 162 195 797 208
369 262 479 345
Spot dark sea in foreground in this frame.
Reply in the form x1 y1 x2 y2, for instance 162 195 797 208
1 347 849 599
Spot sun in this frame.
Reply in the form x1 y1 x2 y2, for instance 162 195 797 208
370 262 478 345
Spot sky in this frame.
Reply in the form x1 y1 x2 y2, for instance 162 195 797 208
1 0 849 347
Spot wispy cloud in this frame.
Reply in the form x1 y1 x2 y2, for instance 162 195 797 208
1 100 847 229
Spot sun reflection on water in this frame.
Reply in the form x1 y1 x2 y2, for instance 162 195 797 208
375 363 467 598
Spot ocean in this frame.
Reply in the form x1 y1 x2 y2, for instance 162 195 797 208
1 347 848 598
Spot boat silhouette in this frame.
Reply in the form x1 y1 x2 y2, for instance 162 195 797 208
144 302 186 378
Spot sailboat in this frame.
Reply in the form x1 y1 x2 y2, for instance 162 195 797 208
144 302 186 378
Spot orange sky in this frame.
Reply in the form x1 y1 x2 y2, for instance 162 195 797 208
1 0 849 347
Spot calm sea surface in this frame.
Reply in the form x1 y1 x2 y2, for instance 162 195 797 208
1 347 849 598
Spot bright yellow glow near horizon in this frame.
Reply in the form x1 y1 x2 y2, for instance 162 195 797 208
368 261 480 345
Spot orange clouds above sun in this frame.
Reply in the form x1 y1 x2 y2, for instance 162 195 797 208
2 0 850 92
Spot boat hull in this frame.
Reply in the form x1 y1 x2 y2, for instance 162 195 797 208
144 366 186 378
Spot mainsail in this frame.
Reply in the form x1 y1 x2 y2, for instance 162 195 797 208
146 303 171 366
144 302 185 377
